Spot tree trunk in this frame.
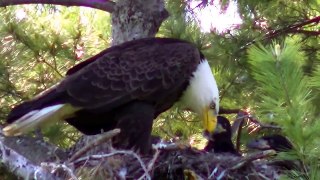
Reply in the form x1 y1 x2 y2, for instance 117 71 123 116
71 0 168 159
111 0 168 45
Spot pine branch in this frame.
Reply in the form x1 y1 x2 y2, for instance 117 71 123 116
0 0 115 13
287 30 320 36
266 16 320 39
238 16 320 52
36 55 64 78
219 70 244 101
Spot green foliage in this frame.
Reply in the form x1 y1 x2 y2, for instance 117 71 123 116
0 5 111 148
248 41 320 178
310 65 320 90
160 0 208 49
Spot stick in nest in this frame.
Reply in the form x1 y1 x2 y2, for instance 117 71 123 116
68 129 121 162
229 150 276 171
232 112 282 151
69 150 151 179
39 162 78 180
207 150 276 179
137 148 160 180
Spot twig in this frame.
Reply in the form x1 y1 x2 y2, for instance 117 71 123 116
153 142 189 151
209 150 276 179
0 0 115 13
147 147 160 171
219 70 244 101
247 117 282 133
68 129 121 162
216 170 226 180
236 118 245 151
208 165 220 179
232 112 249 151
70 150 151 180
90 161 103 178
37 55 64 78
40 162 78 180
232 113 282 150
229 150 276 171
138 147 160 180
219 108 241 114
257 173 272 180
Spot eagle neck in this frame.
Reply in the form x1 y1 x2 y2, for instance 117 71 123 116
179 59 219 114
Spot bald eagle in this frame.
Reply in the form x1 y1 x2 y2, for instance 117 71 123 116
3 38 219 153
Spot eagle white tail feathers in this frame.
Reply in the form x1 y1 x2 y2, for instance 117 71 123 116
3 104 79 136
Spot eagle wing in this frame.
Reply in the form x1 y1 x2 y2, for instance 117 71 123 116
59 38 201 112
4 38 202 136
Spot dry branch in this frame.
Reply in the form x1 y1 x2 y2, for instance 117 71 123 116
232 112 283 152
70 150 151 179
0 136 58 179
0 127 69 179
68 129 121 162
229 150 276 171
0 0 115 12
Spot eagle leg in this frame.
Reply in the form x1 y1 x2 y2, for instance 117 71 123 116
112 101 155 155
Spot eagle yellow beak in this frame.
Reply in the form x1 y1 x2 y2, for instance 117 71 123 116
202 107 217 133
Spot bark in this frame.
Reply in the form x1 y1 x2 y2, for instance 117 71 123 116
111 0 168 45
0 132 68 179
0 141 53 179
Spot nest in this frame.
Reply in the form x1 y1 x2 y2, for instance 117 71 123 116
43 144 280 179
36 129 284 179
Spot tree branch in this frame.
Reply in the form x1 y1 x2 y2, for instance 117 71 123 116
70 150 151 179
68 129 120 162
219 107 241 114
238 16 320 52
0 0 115 13
0 137 59 179
266 16 320 39
287 30 320 36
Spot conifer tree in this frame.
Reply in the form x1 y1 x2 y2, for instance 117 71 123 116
248 41 320 178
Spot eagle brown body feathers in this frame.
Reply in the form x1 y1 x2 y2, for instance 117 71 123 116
5 38 203 153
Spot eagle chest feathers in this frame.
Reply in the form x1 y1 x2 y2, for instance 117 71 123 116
3 38 219 154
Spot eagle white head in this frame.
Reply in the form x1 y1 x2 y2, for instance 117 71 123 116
180 59 219 133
